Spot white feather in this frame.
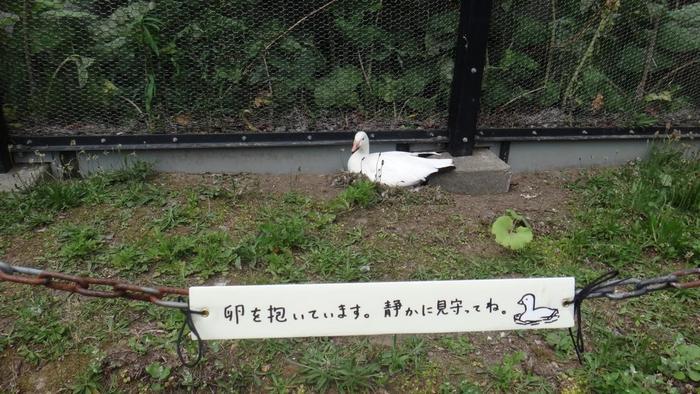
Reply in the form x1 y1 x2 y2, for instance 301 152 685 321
347 132 454 187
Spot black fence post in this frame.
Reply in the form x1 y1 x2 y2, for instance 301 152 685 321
447 0 493 156
0 95 12 173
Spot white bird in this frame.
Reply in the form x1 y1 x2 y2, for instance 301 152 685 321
513 293 560 326
347 131 454 187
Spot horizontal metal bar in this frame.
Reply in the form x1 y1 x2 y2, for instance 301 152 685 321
8 127 698 152
9 130 449 152
14 139 452 152
476 127 699 142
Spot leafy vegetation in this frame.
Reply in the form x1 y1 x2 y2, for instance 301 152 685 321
0 144 698 392
2 0 697 132
565 143 700 267
484 0 700 125
491 209 533 250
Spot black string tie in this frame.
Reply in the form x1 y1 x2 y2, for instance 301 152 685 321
176 297 205 367
567 270 619 364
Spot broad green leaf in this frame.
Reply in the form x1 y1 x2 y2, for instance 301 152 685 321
74 56 94 88
145 362 171 380
0 12 19 29
689 370 700 382
499 49 539 81
513 16 547 47
491 215 533 250
482 74 513 108
658 21 700 52
618 45 645 74
424 11 458 55
314 67 363 109
658 4 700 52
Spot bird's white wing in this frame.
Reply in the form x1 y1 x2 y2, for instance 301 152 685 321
362 152 453 187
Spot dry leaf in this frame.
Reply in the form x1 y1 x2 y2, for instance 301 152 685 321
591 93 604 111
253 91 272 108
240 109 258 131
174 114 191 126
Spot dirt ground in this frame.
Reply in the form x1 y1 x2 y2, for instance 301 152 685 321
1 165 697 393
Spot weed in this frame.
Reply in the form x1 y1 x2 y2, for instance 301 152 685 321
143 231 196 265
487 352 550 393
105 161 155 183
236 212 312 274
4 297 72 364
491 209 533 250
544 331 573 357
258 213 310 250
282 191 312 207
439 380 483 394
593 365 675 393
659 335 700 383
0 161 160 235
304 242 370 282
111 245 148 274
57 224 103 261
146 362 172 391
266 372 295 393
70 360 104 394
566 144 700 265
112 182 166 208
330 179 380 212
188 231 239 278
438 335 473 358
298 341 383 393
152 192 203 231
380 336 427 375
146 362 172 380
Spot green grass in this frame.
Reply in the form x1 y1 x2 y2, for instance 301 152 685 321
0 162 156 235
0 144 698 392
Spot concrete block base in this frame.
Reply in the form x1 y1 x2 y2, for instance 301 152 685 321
0 164 50 192
429 149 511 195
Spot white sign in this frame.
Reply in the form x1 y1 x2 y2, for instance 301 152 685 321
189 278 575 340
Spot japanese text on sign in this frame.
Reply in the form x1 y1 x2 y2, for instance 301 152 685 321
189 278 575 340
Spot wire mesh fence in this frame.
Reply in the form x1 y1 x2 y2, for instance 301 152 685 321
480 0 700 129
1 1 698 136
0 0 459 135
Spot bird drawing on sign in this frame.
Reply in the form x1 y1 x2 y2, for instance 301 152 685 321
347 131 454 187
513 293 560 326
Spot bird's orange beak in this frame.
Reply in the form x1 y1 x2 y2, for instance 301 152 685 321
351 141 359 153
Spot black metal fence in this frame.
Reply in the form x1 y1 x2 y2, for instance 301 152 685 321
1 0 699 159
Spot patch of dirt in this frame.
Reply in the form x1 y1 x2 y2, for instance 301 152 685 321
2 228 55 268
14 352 91 393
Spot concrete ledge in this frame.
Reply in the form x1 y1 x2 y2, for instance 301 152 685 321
0 164 50 192
429 149 511 194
